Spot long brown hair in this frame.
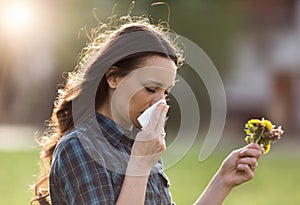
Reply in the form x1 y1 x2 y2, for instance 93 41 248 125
31 15 183 204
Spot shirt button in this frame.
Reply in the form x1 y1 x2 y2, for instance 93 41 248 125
156 197 161 202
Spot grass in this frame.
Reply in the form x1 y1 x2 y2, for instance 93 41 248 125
0 140 299 205
0 150 39 205
165 141 300 205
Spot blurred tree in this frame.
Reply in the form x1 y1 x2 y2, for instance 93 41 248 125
0 0 242 127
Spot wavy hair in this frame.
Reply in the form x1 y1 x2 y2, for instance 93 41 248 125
31 15 183 204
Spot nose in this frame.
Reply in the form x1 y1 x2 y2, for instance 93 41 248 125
150 90 165 106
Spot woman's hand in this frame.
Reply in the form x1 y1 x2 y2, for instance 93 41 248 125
194 143 264 205
127 103 168 176
217 143 264 189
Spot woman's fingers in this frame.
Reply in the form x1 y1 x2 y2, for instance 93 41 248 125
131 104 168 172
154 104 169 132
237 157 258 170
236 164 255 179
147 103 168 133
245 143 265 153
239 148 263 159
239 143 264 158
219 142 265 188
237 143 263 172
130 102 168 173
136 103 166 141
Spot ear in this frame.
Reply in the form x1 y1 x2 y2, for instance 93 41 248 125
106 66 122 89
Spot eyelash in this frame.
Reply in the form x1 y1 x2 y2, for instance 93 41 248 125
145 87 169 96
145 87 155 93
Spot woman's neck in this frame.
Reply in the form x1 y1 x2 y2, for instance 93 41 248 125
96 100 133 131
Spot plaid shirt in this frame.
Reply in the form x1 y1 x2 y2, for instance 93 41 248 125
49 112 174 205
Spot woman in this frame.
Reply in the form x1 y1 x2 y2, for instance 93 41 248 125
32 16 264 205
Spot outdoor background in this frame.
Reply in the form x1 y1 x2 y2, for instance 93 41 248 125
0 0 299 204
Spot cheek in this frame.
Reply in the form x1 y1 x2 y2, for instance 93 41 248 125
129 90 149 113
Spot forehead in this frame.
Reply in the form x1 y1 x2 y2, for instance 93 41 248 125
140 55 177 72
134 55 177 84
117 55 177 90
133 66 176 87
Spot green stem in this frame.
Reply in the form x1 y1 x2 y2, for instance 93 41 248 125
255 127 265 144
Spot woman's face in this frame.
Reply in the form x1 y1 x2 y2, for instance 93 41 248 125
111 55 177 130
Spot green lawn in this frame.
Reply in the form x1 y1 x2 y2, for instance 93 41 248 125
0 150 39 205
1 141 299 205
165 142 300 205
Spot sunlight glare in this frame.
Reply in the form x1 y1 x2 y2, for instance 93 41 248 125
3 3 33 31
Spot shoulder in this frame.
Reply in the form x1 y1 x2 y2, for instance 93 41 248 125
52 127 128 174
52 130 84 158
52 120 106 160
51 130 89 168
51 128 101 171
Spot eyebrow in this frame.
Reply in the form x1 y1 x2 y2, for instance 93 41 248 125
145 80 175 89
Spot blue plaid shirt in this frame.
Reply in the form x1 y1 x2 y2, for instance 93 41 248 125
49 112 174 205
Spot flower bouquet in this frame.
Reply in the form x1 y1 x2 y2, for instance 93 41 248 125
244 118 284 154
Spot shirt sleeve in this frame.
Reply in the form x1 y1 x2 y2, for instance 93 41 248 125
50 137 116 205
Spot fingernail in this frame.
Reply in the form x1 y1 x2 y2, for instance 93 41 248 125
164 105 169 112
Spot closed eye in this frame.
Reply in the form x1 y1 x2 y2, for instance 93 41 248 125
145 87 155 93
145 87 170 97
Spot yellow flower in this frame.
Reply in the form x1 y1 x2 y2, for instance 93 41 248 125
262 119 273 131
248 119 261 125
263 142 271 154
244 118 283 154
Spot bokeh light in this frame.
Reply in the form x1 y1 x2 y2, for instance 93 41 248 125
2 2 34 33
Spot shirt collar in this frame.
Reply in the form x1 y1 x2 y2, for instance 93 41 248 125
95 112 138 147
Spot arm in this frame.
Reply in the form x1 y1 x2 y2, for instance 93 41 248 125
194 173 231 205
116 103 169 205
115 173 149 205
194 143 264 205
50 137 117 205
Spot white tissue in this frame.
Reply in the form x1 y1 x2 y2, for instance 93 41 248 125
137 99 166 128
